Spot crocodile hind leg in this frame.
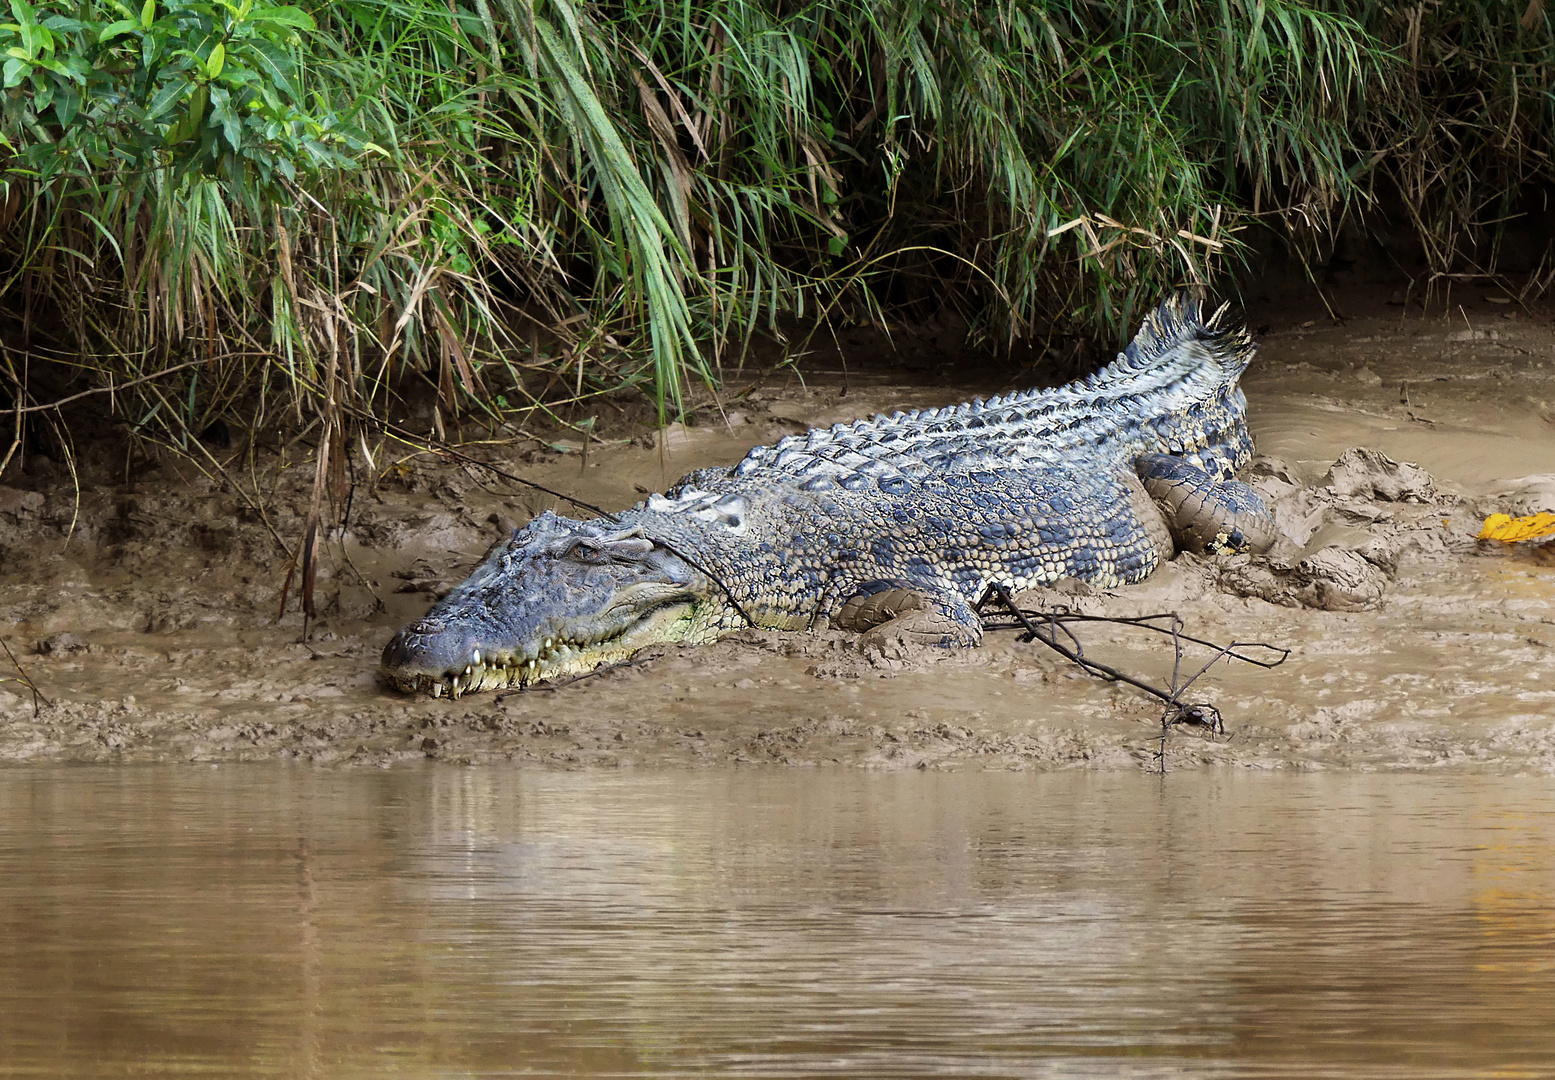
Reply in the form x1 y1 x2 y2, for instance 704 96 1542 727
1135 452 1275 554
832 579 984 648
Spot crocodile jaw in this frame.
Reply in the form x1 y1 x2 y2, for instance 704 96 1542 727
381 512 713 698
383 593 702 698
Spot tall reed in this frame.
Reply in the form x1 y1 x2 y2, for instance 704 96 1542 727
0 0 1549 470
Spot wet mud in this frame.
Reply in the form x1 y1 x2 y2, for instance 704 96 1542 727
3 297 1554 770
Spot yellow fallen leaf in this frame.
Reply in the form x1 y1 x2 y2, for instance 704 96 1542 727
1478 512 1555 543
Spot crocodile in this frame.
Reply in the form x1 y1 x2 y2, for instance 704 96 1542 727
383 294 1275 698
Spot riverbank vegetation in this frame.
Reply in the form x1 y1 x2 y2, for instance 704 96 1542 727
2 0 1553 465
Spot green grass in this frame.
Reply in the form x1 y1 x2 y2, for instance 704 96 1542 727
1 0 1551 472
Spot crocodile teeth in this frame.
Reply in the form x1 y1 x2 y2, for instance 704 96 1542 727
420 632 632 699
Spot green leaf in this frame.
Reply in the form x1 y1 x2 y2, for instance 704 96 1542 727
41 15 87 33
210 86 241 149
139 0 154 30
98 18 140 43
140 29 160 70
205 41 223 79
144 76 184 121
52 82 77 126
7 1 36 28
251 6 314 31
165 81 207 144
15 19 47 59
1 56 24 87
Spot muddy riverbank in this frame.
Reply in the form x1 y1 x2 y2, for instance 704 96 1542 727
3 295 1554 770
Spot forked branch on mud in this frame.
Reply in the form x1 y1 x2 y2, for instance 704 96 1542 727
0 637 50 716
977 584 1288 734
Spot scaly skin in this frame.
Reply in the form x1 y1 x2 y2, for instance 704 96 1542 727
382 294 1274 698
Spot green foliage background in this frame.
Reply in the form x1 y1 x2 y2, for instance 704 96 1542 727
1 0 1552 457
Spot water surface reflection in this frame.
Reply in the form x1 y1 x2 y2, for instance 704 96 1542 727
1 768 1551 1077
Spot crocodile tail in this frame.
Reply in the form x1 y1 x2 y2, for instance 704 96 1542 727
1108 292 1256 384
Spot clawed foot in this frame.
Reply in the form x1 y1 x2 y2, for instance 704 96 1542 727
834 582 983 651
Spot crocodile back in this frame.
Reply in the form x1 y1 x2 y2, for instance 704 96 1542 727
709 294 1254 490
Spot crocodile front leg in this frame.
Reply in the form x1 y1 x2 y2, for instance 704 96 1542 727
832 578 984 648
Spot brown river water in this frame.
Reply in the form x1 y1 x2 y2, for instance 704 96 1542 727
2 766 1554 1077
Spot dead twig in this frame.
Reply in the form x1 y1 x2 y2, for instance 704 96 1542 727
0 637 51 715
978 585 1289 771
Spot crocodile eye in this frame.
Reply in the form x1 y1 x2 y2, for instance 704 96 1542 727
563 540 610 564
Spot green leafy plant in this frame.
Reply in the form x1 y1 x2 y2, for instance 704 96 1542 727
1 0 1551 483
0 0 367 185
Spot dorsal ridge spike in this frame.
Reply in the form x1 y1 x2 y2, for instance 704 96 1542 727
698 294 1251 487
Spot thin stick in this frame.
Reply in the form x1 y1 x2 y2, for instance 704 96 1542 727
980 607 1288 668
0 637 50 714
2 358 214 414
981 585 1186 706
980 586 1290 760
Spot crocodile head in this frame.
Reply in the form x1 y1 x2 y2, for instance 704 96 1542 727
381 511 714 697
